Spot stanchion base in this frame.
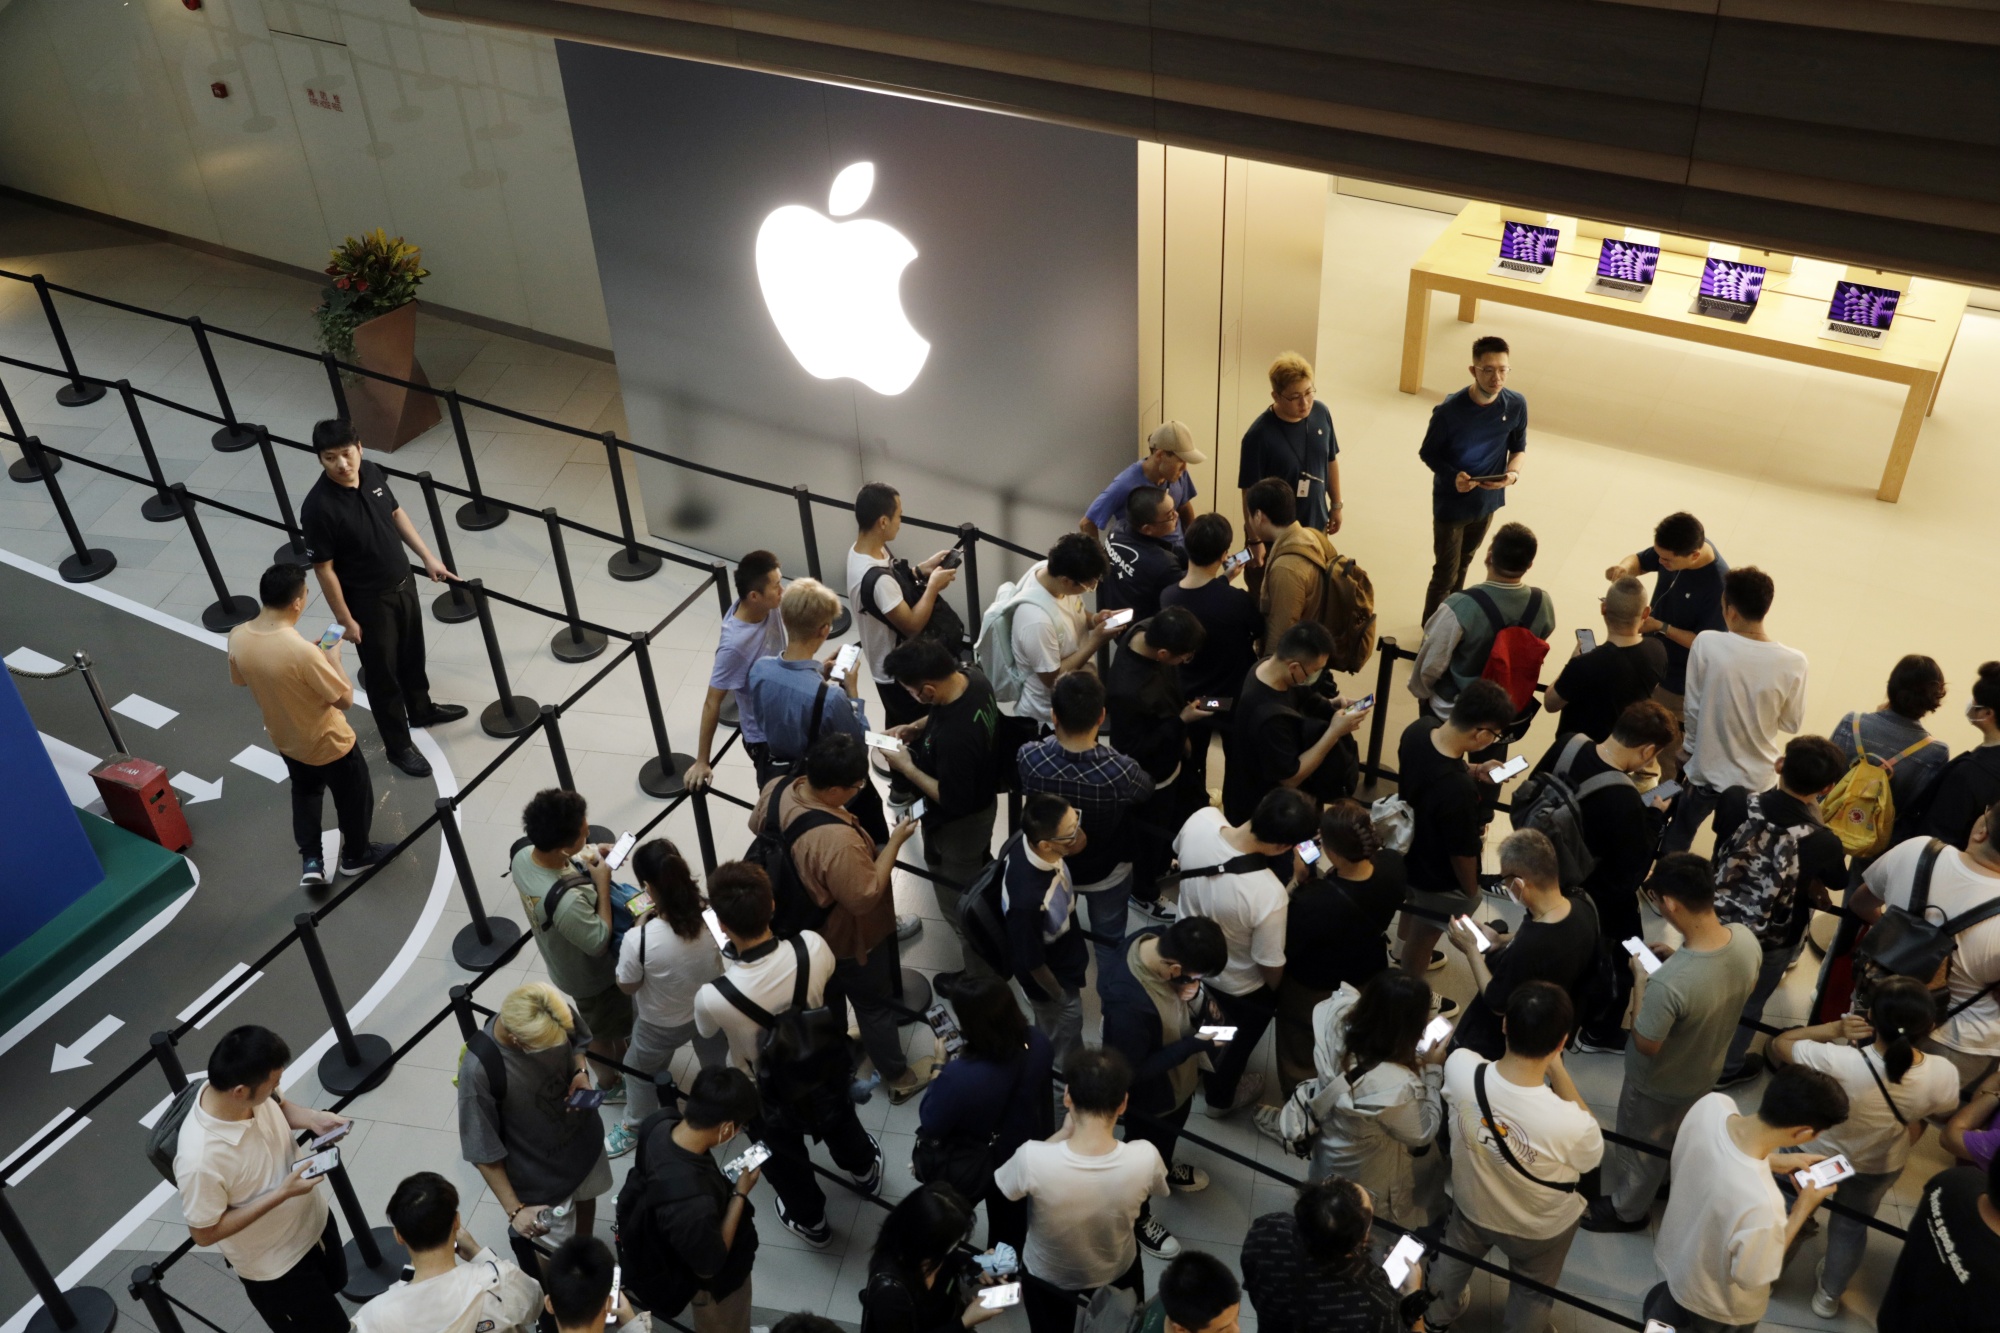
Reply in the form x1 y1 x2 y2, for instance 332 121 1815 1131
455 499 508 532
639 753 696 799
550 626 609 663
8 453 58 483
273 540 312 567
340 1226 411 1302
588 824 615 844
139 492 183 523
56 381 107 408
25 1285 115 1333
211 423 261 453
201 595 260 633
317 1033 395 1097
58 549 118 584
894 968 933 1021
452 915 523 971
830 606 853 639
481 695 542 739
432 587 479 625
607 547 662 582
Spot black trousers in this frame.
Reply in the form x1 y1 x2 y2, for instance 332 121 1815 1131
1024 1252 1142 1333
1424 511 1495 624
349 580 433 752
283 742 373 861
1203 986 1277 1108
755 1104 877 1228
825 941 911 1081
241 1214 348 1333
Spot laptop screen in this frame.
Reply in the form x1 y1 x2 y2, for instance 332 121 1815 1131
1499 221 1559 267
1829 281 1900 330
1699 258 1766 304
1596 239 1660 285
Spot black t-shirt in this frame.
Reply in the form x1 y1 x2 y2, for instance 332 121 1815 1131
1224 668 1335 824
1102 531 1187 621
1106 629 1188 782
1285 851 1409 992
1550 639 1667 742
1238 402 1339 531
1397 715 1483 896
1921 747 2000 849
1879 1168 2000 1333
1528 736 1658 898
1451 893 1601 1059
300 459 408 594
642 1120 758 1300
1160 579 1262 705
1637 544 1728 695
915 669 999 823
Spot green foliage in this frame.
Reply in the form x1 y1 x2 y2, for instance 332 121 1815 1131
312 229 429 362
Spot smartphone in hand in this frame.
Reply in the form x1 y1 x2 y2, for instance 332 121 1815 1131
1486 755 1529 782
1416 1014 1454 1054
316 622 345 650
1343 692 1376 716
1454 915 1491 952
566 1089 606 1111
1623 937 1663 975
1197 1026 1237 1043
864 732 905 754
1296 839 1322 866
724 1142 773 1182
1576 627 1597 653
978 1283 1022 1310
1795 1154 1856 1191
308 1122 352 1151
1101 608 1135 632
604 831 637 871
1221 549 1252 574
1381 1235 1425 1286
299 1147 340 1179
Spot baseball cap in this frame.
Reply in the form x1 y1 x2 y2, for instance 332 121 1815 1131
1147 420 1208 465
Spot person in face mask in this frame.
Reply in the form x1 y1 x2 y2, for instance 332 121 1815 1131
1444 829 1600 1062
1221 621 1372 824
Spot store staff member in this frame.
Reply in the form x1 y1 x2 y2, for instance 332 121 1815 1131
300 418 467 777
1418 335 1526 625
1239 353 1342 593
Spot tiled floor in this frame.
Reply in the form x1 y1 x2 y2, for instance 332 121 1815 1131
6 186 1994 1333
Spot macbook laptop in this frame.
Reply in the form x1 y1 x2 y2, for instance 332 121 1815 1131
1689 258 1765 323
1489 221 1559 282
1586 239 1660 301
1820 280 1900 347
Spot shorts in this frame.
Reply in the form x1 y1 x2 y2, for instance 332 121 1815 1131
573 985 634 1045
539 1150 616 1243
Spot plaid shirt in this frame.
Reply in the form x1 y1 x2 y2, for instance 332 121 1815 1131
1017 737 1154 885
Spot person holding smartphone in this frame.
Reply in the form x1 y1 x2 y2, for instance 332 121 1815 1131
545 1236 650 1333
1445 830 1599 1062
1100 486 1189 621
1417 336 1525 624
355 1172 543 1333
861 1183 1013 1333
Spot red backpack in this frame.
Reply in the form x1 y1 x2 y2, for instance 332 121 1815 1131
1463 588 1548 713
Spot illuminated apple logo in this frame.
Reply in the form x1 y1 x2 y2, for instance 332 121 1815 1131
756 162 930 396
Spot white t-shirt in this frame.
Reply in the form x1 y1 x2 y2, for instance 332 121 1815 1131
1865 837 2000 1055
1441 1050 1602 1239
616 917 725 1030
1654 1092 1789 1325
1790 1041 1959 1174
847 546 905 684
350 1248 543 1333
1682 631 1809 793
993 1138 1167 1291
175 1091 330 1281
1010 579 1086 725
693 933 837 1074
1172 807 1287 996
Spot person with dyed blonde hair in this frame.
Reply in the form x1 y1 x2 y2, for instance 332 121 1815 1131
458 983 614 1266
1239 352 1343 539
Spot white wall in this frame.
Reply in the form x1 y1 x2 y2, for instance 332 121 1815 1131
0 0 610 349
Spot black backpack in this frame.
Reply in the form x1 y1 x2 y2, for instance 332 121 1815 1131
953 836 1021 975
861 559 968 655
144 1081 207 1185
615 1109 758 1317
712 938 854 1131
746 780 847 940
1854 838 2000 1021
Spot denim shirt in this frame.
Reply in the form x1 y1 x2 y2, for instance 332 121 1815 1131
747 656 869 761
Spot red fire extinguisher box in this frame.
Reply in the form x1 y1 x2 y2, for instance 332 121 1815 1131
90 757 193 852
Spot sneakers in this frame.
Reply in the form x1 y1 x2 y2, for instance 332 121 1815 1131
1715 1053 1766 1090
1203 1071 1266 1119
598 1080 627 1106
604 1123 637 1160
1166 1163 1209 1192
1253 1105 1291 1148
931 970 971 1003
300 856 328 889
337 842 396 876
775 1195 832 1248
886 1060 937 1107
1577 1196 1648 1234
387 746 432 777
849 1136 884 1196
895 913 923 942
1571 1031 1627 1056
1135 1215 1182 1259
1434 997 1459 1018
1135 897 1178 924
1811 1260 1840 1319
1428 949 1448 971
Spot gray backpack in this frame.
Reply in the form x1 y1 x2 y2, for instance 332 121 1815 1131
1511 735 1634 886
144 1080 206 1185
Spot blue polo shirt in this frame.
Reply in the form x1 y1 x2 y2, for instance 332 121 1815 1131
1084 462 1197 546
1418 387 1527 523
746 656 869 761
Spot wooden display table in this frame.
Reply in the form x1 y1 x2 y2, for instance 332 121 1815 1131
1399 203 1968 501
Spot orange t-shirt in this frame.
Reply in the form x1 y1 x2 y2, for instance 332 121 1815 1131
227 621 354 766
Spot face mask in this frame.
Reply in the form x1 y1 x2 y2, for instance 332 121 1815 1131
1298 668 1325 689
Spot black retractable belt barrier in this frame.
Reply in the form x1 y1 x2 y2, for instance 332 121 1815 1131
33 274 105 408
130 1265 186 1333
24 438 115 583
1 374 59 482
449 984 480 1042
1362 636 1404 788
633 630 696 798
710 561 731 617
794 485 850 637
151 1031 189 1093
319 352 350 424
438 796 524 970
417 472 478 623
252 428 311 566
188 316 258 453
467 578 541 737
121 379 182 523
538 704 614 842
295 911 394 1096
445 390 505 532
171 485 259 633
323 1157 407 1301
958 523 982 635
604 433 662 582
689 787 719 875
0 1184 116 1333
543 507 608 663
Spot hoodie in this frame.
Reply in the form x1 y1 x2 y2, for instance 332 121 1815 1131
1304 984 1445 1229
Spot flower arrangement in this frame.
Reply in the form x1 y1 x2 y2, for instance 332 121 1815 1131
312 229 429 363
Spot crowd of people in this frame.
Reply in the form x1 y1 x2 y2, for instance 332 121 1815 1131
190 358 2000 1333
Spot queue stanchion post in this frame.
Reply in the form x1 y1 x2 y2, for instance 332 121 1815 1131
438 796 523 970
295 911 394 1096
189 315 258 452
468 578 540 737
172 485 259 633
797 485 850 637
711 561 731 616
689 786 718 875
32 275 105 408
120 379 183 523
1363 636 1399 789
540 704 611 841
633 630 694 798
418 472 477 623
0 1185 116 1333
151 1031 189 1092
2 375 60 483
603 433 660 581
542 508 607 663
449 984 479 1042
129 1266 185 1333
255 427 312 566
447 391 505 532
958 524 982 638
26 438 115 583
320 352 351 423
892 929 932 1018
325 1157 406 1301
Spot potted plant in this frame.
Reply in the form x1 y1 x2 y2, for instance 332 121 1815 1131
312 230 441 451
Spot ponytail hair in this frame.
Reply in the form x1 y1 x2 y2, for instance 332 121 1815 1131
1867 975 1936 1083
1320 798 1381 865
632 838 705 942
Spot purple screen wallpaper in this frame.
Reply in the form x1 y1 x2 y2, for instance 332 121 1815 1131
1830 281 1900 329
1596 240 1660 284
1500 221 1559 266
1700 259 1766 303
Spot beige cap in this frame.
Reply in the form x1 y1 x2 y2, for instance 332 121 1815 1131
1147 420 1208 465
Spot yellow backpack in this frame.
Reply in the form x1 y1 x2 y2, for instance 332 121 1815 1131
1820 713 1934 858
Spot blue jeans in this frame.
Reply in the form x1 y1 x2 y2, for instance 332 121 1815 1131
1660 779 1725 854
1079 868 1134 965
1777 1147 1900 1298
1720 938 1803 1078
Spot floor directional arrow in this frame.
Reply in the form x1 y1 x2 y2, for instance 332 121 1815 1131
172 771 224 804
51 1015 124 1073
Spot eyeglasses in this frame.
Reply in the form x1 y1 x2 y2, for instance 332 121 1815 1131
1051 824 1084 844
1276 388 1314 405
